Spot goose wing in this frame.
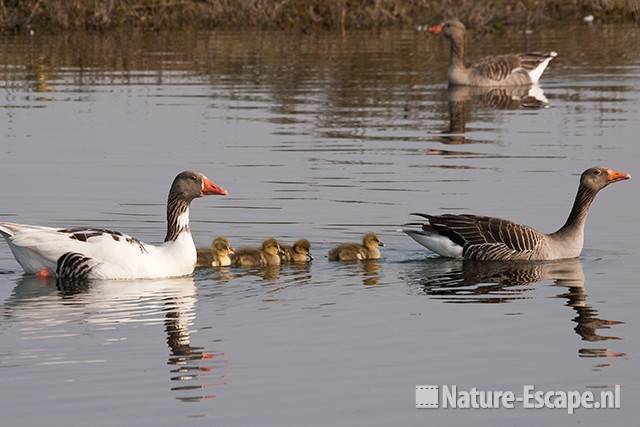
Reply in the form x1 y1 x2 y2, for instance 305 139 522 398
470 52 556 82
0 222 150 273
413 214 546 260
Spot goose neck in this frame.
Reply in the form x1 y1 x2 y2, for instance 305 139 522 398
164 193 192 242
553 185 598 238
448 34 466 68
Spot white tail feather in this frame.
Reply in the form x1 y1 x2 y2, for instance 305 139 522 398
403 229 463 258
527 52 557 84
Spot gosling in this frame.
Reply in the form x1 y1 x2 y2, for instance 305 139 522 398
196 237 235 267
280 239 313 263
232 238 284 267
328 232 383 261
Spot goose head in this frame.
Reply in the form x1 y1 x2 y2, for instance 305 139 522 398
580 167 630 193
213 237 235 257
362 232 383 249
293 239 313 261
170 171 227 201
427 19 465 43
262 238 284 257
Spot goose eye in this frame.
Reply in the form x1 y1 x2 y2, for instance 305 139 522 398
593 170 601 175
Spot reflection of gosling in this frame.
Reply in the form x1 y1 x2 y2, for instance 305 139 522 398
196 237 235 267
281 239 313 263
328 232 383 261
232 238 284 267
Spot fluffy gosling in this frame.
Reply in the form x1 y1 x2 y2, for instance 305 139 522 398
232 238 284 267
196 237 235 267
328 232 383 261
280 239 313 263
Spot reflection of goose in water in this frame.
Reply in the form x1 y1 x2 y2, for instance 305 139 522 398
2 276 225 402
360 260 381 286
403 258 625 360
332 259 381 286
24 55 52 94
440 85 548 144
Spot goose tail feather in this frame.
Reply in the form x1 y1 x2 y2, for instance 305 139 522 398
403 228 464 258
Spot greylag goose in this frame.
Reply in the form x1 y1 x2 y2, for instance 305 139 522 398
196 237 235 267
0 171 227 280
232 238 284 267
328 232 383 261
404 167 630 260
280 239 313 263
426 20 557 86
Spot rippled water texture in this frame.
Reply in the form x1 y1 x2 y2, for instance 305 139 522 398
1 24 639 426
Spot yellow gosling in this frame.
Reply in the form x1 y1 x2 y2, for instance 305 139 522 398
196 237 235 267
232 238 284 267
328 232 383 261
281 239 312 263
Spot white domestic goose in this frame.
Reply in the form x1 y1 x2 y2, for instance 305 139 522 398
404 168 630 261
0 171 227 280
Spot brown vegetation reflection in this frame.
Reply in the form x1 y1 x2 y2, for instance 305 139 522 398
1 26 639 131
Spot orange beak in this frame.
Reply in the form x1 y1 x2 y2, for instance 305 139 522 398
202 177 228 196
606 169 631 183
229 247 236 255
427 23 444 34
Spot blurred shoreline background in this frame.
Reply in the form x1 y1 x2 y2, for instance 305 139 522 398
1 0 638 33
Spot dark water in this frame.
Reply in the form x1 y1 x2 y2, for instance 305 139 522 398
0 24 639 426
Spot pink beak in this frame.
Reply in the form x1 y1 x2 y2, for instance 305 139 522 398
202 177 228 196
427 23 444 34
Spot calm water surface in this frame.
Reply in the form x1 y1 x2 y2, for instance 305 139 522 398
1 24 639 426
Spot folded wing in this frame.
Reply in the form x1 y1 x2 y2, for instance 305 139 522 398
412 214 546 261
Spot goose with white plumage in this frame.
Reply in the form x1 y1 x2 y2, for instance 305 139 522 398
0 171 228 280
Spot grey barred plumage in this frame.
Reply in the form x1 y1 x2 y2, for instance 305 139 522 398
415 213 545 261
471 55 519 81
56 252 95 281
519 52 558 71
470 52 557 83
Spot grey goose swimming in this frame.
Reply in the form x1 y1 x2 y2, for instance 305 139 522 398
404 168 630 261
426 19 557 86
